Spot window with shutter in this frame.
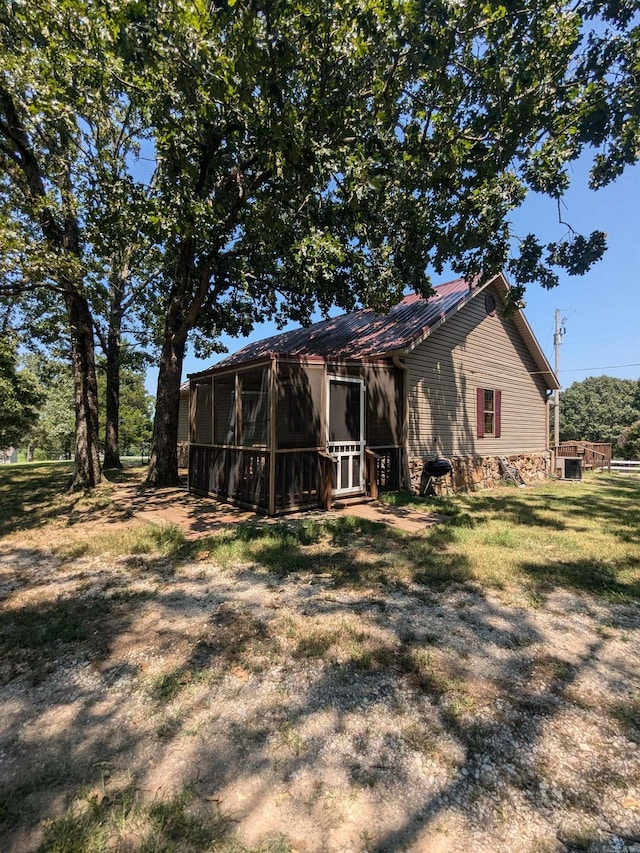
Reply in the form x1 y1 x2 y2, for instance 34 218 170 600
477 387 502 438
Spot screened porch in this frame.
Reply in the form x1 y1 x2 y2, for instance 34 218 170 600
187 356 402 514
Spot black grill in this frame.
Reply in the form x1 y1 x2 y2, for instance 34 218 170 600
425 458 452 478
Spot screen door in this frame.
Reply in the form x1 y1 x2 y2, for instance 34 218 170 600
327 377 365 496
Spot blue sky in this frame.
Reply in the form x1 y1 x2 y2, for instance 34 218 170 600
146 157 640 395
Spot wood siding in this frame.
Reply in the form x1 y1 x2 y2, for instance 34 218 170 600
406 285 550 457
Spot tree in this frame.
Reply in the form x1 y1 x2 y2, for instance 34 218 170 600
96 364 154 456
0 4 110 486
2 1 638 488
29 361 76 459
0 1 156 484
617 420 640 460
112 0 639 486
560 376 640 447
0 335 42 448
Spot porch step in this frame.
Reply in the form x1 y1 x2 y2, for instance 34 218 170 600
331 496 374 510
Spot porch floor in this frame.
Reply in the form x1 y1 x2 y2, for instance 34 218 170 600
110 472 444 539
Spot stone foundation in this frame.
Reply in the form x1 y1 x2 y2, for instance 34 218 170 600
408 453 551 496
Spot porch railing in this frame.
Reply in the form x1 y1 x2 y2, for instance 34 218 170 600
274 449 325 512
189 443 402 514
189 445 270 510
370 445 402 491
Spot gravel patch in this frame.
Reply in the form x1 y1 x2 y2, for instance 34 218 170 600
0 545 639 853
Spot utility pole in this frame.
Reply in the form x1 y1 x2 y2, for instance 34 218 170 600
553 309 566 447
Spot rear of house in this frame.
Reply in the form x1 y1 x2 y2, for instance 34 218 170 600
182 272 558 513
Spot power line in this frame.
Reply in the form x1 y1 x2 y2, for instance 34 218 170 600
560 363 640 373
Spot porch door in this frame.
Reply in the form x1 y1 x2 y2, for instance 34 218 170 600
327 377 365 496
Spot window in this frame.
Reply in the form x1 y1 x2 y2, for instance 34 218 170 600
476 388 502 438
484 389 495 435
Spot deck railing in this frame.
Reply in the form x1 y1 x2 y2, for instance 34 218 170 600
274 449 324 512
189 445 270 510
371 446 402 491
553 442 611 471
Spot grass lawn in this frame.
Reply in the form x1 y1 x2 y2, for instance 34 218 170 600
0 465 638 852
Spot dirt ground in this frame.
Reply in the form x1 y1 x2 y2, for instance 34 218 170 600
104 473 448 537
0 479 639 853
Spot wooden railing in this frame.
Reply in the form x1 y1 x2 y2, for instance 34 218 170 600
553 442 611 471
274 449 325 512
189 444 270 510
371 446 402 491
189 443 402 514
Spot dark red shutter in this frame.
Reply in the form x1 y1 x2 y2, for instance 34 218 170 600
495 389 502 438
476 387 485 437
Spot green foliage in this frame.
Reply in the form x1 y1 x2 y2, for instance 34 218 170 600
2 0 640 486
28 359 76 458
617 420 640 460
119 0 640 336
0 335 43 448
96 364 154 452
560 376 640 448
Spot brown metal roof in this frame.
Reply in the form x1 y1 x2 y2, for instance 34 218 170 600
211 277 471 368
188 273 559 390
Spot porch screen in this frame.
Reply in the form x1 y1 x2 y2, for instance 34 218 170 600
277 364 322 449
192 379 212 444
214 376 235 444
365 367 401 446
238 367 269 447
329 380 360 442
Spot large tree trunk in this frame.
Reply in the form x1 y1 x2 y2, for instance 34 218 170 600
146 311 187 487
146 244 213 488
103 281 124 469
65 289 102 489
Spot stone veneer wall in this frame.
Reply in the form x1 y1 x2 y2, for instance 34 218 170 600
408 453 551 496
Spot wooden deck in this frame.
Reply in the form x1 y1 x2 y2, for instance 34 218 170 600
552 441 611 471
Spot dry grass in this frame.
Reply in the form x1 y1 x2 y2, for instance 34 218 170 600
0 466 638 852
188 473 640 602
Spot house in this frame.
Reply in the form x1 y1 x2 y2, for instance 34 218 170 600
183 272 559 513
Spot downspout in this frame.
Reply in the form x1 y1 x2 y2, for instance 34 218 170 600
393 355 411 492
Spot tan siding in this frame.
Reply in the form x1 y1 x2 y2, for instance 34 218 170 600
406 285 549 457
178 389 189 443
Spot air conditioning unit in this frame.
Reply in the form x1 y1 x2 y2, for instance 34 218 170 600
556 456 583 480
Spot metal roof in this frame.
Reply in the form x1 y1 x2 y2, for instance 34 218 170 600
212 277 472 367
188 273 559 389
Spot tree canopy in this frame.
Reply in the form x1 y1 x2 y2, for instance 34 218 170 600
560 375 640 448
1 0 639 486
